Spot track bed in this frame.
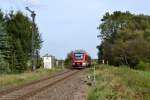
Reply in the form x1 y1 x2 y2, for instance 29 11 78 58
0 69 87 100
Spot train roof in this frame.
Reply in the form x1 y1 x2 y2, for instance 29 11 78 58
73 50 86 53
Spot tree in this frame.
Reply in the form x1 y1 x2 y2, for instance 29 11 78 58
97 11 150 68
0 10 11 73
5 11 42 72
0 10 42 73
64 51 73 68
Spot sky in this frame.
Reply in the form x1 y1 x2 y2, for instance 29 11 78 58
0 0 149 59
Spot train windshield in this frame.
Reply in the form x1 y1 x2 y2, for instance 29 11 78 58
74 53 83 60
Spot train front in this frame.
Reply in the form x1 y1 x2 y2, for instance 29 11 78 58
72 50 88 68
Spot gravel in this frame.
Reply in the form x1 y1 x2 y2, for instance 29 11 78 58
27 70 88 100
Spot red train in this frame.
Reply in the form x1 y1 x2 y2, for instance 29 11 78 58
72 50 91 68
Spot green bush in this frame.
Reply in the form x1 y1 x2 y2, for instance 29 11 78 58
136 61 150 71
0 53 10 74
0 61 10 74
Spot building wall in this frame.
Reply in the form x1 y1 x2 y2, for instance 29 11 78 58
43 57 52 69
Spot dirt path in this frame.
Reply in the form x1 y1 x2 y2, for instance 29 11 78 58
27 69 88 100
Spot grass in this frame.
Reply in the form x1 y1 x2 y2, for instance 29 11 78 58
88 64 150 100
0 68 64 91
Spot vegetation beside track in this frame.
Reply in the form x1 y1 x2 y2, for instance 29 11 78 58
88 64 150 100
0 68 64 91
97 11 150 69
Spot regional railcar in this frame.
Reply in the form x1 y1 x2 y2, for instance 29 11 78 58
72 50 91 69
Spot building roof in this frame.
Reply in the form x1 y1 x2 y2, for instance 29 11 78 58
43 54 55 58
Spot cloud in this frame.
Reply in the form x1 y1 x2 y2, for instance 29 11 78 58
23 0 40 5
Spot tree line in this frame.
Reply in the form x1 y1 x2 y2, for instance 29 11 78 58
0 10 42 73
97 11 150 70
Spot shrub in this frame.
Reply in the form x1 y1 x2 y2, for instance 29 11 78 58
0 53 10 74
136 61 150 71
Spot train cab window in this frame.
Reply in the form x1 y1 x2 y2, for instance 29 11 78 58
74 53 83 60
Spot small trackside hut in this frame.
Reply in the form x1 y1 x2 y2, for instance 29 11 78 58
72 50 91 69
43 54 56 69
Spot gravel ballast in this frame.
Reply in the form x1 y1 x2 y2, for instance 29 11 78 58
27 69 88 100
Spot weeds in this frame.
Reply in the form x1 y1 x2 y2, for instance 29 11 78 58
0 68 64 91
88 65 150 100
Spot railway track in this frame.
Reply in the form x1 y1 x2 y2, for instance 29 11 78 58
0 69 82 100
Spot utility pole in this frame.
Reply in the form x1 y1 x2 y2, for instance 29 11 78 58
93 62 96 86
25 7 36 71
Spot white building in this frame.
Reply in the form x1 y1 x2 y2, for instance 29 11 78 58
43 54 56 69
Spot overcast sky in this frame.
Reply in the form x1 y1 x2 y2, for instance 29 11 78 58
0 0 149 59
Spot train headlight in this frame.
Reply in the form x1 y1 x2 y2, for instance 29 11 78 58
82 63 86 66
